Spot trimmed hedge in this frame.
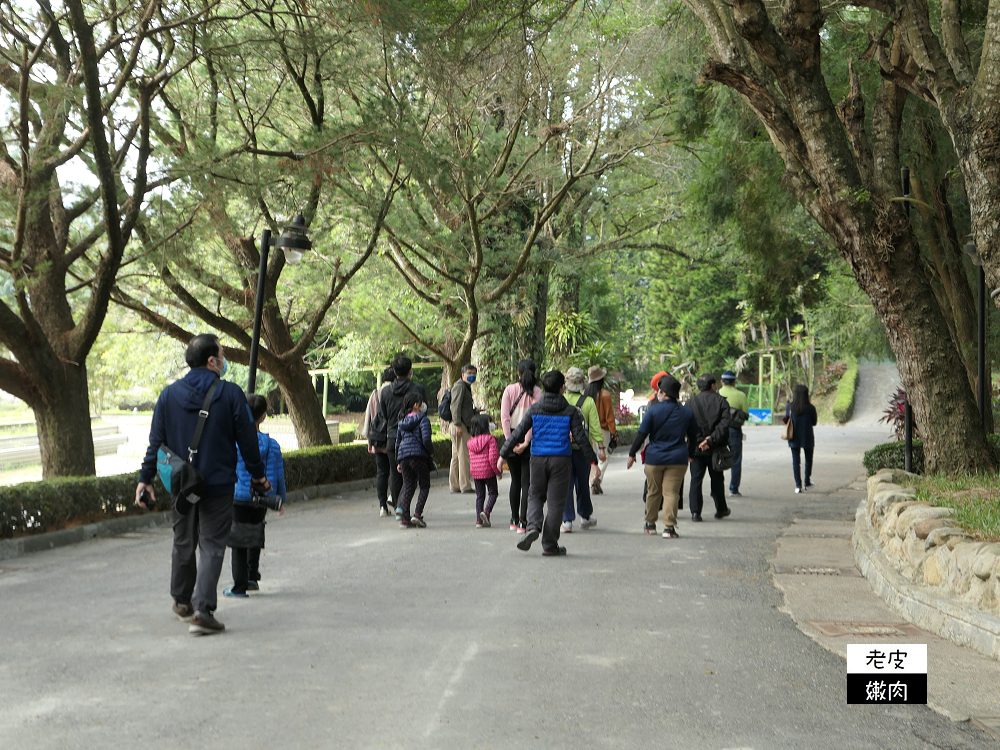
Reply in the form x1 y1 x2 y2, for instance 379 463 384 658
863 434 1000 475
0 435 454 540
832 356 860 423
616 426 639 451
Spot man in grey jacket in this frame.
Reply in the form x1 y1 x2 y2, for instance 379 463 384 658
449 363 477 493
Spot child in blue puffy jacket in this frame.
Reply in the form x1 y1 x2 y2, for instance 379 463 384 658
395 392 434 528
225 394 286 598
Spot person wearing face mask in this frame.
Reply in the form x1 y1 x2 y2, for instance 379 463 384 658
448 363 478 494
626 374 699 538
136 333 270 636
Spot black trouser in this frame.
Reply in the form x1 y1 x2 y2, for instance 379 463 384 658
507 448 531 526
791 447 814 488
374 451 390 507
387 436 403 508
688 455 727 516
527 455 572 552
230 504 267 594
171 493 233 614
398 456 432 521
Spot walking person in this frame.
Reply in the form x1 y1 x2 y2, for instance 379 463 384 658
449 363 477 494
783 384 818 493
500 359 542 533
225 394 286 599
718 370 750 497
377 355 429 514
585 366 618 496
685 374 731 521
467 414 503 527
626 374 699 538
561 367 605 533
395 392 434 527
498 370 599 557
135 333 270 636
361 366 396 517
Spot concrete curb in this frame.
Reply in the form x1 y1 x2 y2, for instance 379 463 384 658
853 499 1000 661
0 468 451 562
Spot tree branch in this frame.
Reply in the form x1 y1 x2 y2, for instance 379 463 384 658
386 307 452 364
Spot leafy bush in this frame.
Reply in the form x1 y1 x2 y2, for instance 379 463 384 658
863 434 1000 475
616 426 639 450
615 403 635 426
0 436 454 540
879 387 915 441
832 356 859 423
814 361 848 396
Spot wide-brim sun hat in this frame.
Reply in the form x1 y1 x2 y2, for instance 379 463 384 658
564 366 587 391
588 365 607 382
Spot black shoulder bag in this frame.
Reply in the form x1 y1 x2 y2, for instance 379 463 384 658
156 379 221 515
369 388 388 448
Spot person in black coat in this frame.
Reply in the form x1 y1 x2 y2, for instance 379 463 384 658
685 373 731 521
783 384 818 493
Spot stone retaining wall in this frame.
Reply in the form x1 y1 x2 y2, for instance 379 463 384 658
858 468 1000 658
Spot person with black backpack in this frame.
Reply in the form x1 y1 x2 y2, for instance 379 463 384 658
377 355 429 513
685 374 732 522
500 359 542 533
362 366 396 517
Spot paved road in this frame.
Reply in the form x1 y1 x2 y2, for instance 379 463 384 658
2 392 996 748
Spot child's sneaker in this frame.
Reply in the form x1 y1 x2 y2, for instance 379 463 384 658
400 518 413 528
560 520 572 533
395 506 403 518
480 511 491 528
411 515 426 528
475 520 484 528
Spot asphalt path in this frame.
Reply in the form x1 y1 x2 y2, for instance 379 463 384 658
2 396 996 748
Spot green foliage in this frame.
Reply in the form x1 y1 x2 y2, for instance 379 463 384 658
864 435 1000 477
909 473 1000 541
832 356 859 423
545 310 598 368
0 437 453 540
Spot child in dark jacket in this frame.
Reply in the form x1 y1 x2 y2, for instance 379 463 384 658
395 392 434 527
467 414 502 528
225 394 286 598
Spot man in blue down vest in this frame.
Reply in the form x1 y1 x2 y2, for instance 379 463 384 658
498 370 599 556
136 333 270 636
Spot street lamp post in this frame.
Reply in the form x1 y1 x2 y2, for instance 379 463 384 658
247 213 312 394
901 166 913 473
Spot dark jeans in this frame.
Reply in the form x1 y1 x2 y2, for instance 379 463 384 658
398 456 432 521
728 428 743 492
527 455 573 552
171 493 233 614
230 504 266 594
792 446 814 488
563 449 594 523
475 476 499 517
374 451 390 507
689 455 727 516
387 438 403 508
507 448 531 526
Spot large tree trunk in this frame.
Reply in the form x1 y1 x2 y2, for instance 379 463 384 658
34 364 96 479
270 359 331 447
528 264 550 366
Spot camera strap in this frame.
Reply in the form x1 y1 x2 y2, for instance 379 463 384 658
187 379 221 462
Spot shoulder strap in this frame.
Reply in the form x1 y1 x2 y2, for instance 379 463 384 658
188 378 221 461
509 389 526 417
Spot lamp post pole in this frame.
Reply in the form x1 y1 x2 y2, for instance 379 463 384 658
246 215 311 395
901 166 913 473
247 228 271 394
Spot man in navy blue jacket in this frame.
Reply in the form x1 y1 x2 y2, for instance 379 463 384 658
498 370 598 556
136 334 269 636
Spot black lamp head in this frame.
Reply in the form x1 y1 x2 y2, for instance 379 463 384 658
276 213 312 265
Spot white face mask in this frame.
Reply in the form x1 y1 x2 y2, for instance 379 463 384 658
489 421 496 432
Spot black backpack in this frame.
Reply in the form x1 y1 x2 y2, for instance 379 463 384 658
369 388 388 447
438 389 453 422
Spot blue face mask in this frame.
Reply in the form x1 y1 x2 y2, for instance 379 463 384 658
219 358 228 378
420 403 427 414
466 373 476 384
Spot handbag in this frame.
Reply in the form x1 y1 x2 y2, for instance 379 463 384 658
781 412 794 441
156 379 221 515
712 444 735 472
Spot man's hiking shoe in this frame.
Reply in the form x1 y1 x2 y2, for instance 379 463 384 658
223 588 248 599
173 602 194 621
517 529 540 551
715 508 732 520
247 581 259 591
542 546 567 556
580 516 596 530
560 520 572 533
189 611 225 636
480 511 491 528
691 513 703 522
644 523 657 534
411 515 426 528
662 526 679 538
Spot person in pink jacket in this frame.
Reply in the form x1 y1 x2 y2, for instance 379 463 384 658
500 359 542 533
467 414 503 527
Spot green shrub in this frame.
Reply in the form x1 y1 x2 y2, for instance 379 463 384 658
617 426 639 450
0 436 454 540
832 356 859 423
863 434 1000 475
338 428 357 444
